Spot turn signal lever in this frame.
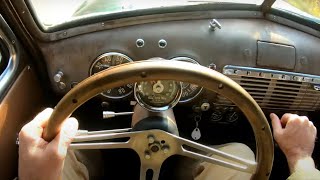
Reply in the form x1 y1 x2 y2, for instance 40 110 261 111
103 111 134 119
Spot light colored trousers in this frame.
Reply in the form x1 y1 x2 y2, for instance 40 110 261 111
62 143 254 180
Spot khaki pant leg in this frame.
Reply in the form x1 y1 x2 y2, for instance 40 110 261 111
62 150 89 180
195 143 255 180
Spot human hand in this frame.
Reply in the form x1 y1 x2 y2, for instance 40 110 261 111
18 108 79 180
270 113 317 174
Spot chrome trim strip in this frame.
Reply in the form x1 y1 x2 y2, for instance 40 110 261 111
223 65 320 84
0 15 19 98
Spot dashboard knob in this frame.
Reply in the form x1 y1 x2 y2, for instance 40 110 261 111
209 19 221 31
53 71 64 83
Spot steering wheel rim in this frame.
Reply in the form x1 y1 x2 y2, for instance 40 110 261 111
43 60 273 179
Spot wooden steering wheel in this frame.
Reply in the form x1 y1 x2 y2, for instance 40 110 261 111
43 60 273 180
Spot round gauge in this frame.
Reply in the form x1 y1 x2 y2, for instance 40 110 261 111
171 57 203 103
90 52 133 99
134 80 182 111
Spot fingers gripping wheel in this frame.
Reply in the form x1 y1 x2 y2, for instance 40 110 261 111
43 60 274 180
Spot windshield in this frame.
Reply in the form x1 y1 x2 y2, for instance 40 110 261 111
28 0 263 29
28 0 320 30
272 0 320 23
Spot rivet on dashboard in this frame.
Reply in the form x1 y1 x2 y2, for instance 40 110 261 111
208 63 217 70
72 99 78 104
218 84 223 89
262 126 265 131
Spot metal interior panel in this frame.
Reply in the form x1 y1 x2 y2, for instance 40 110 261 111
222 65 320 111
36 18 320 94
257 41 296 69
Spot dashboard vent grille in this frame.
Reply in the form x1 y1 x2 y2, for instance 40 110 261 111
220 66 320 111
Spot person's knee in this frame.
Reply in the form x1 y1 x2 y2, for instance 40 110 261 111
217 143 255 161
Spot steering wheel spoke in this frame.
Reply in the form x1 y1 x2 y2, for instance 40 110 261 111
176 137 257 173
70 130 137 150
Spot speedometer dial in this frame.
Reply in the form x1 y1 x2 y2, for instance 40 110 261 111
171 57 203 103
90 52 133 99
134 80 182 111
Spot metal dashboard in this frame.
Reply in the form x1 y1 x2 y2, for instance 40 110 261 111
39 17 320 111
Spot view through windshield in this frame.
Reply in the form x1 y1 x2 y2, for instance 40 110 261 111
28 0 319 29
28 0 262 28
273 0 320 23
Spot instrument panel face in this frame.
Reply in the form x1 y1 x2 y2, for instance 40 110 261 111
171 57 203 103
89 54 204 108
42 18 320 112
134 80 182 111
89 52 133 99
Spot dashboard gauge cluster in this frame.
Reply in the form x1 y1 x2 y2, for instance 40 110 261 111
89 52 133 99
170 57 203 103
89 53 204 111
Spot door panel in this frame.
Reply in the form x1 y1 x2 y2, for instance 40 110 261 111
0 67 44 179
0 15 45 179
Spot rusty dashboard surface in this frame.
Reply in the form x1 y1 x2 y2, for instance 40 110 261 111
38 18 320 111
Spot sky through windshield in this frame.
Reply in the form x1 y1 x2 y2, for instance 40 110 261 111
28 0 319 29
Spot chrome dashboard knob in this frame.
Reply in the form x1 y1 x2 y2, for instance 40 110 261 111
53 71 64 83
209 19 221 31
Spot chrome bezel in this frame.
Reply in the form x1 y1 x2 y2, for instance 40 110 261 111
171 57 203 103
89 52 133 99
134 81 182 112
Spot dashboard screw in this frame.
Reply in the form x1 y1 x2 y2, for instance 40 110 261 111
162 146 169 154
145 152 151 159
148 135 155 143
208 63 217 70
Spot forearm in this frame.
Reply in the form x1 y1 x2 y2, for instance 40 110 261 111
287 156 315 174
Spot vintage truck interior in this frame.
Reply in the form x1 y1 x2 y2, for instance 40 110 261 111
1 0 320 179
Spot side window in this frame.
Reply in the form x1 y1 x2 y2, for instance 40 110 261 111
0 40 9 77
0 51 3 75
0 32 17 99
0 15 20 101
